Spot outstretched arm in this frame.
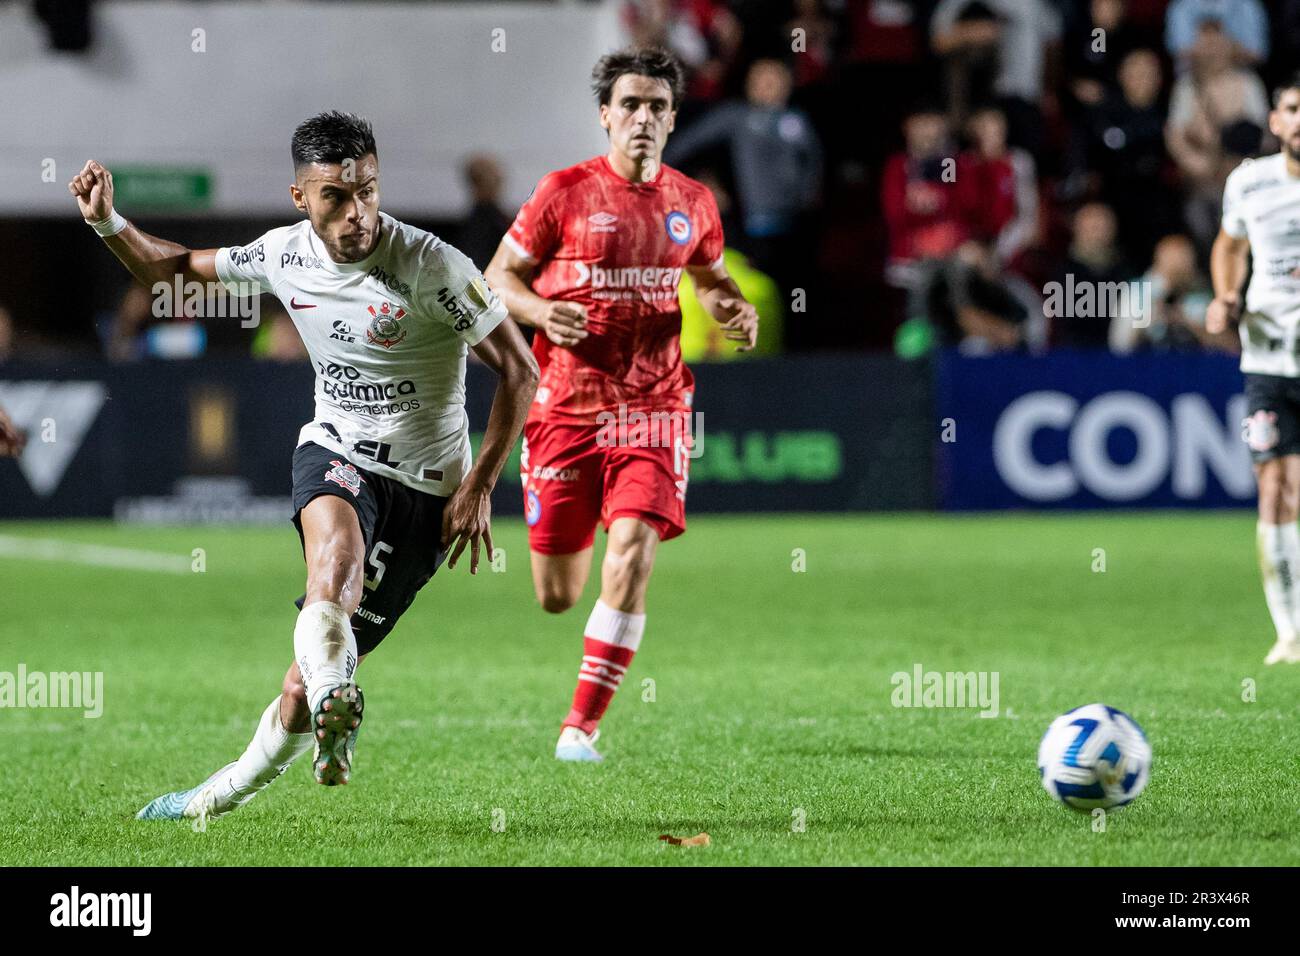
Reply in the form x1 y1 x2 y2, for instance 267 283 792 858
439 316 539 574
685 260 759 352
69 160 219 286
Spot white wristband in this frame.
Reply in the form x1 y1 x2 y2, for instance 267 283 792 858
86 209 128 238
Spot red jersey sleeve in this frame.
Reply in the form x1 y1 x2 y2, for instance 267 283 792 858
504 172 564 263
688 187 725 269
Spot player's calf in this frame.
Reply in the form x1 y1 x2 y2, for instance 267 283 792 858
599 523 658 612
1255 457 1300 663
556 519 658 757
280 660 311 733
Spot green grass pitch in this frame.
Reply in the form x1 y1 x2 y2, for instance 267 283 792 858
0 513 1296 866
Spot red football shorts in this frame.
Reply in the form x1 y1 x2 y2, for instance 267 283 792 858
521 417 691 555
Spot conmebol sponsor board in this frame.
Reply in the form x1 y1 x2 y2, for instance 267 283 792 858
0 356 934 519
935 350 1254 509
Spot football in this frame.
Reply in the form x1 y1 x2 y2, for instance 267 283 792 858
1038 704 1152 811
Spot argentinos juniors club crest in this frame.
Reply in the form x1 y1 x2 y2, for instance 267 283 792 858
366 301 407 348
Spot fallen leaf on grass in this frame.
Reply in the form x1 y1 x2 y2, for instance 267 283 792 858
658 832 710 847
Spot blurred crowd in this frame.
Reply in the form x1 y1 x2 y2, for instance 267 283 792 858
5 0 1296 365
623 0 1295 358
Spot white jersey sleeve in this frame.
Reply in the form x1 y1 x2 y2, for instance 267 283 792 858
214 227 292 295
1221 162 1250 239
1221 154 1300 376
414 241 508 348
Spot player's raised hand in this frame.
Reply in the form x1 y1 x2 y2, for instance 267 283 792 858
68 160 114 221
715 297 759 352
1207 291 1241 334
540 301 588 348
441 480 494 575
0 405 26 458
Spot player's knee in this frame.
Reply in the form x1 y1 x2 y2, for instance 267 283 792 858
537 583 581 614
540 595 575 614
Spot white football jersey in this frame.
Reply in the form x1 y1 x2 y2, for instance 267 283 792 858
215 212 506 496
1222 153 1300 377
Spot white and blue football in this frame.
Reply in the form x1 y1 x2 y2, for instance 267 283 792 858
1038 704 1151 811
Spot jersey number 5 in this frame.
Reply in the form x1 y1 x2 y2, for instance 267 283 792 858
363 541 393 591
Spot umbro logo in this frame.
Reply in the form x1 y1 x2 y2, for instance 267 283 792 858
588 211 618 233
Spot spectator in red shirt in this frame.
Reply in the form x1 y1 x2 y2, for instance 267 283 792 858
881 104 974 288
783 0 838 89
958 105 1038 268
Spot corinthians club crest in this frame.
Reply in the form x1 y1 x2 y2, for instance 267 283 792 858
366 301 407 348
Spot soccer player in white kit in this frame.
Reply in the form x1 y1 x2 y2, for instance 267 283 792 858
1209 76 1300 665
70 112 539 820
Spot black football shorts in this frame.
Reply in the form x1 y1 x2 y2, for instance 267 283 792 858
1243 373 1300 465
290 441 448 655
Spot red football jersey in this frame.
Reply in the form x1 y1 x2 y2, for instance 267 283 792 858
504 156 725 423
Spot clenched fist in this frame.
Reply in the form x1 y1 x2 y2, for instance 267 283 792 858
68 160 115 222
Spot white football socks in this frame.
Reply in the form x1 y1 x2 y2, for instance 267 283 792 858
1257 522 1300 644
293 600 359 712
216 695 312 810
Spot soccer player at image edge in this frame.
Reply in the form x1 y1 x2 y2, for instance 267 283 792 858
70 112 538 821
486 47 760 761
1209 71 1300 665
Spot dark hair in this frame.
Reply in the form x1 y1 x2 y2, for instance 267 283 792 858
1273 71 1300 108
905 95 946 119
591 47 685 110
291 111 377 168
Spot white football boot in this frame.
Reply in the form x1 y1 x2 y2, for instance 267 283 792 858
1264 637 1300 665
136 761 239 821
555 726 603 762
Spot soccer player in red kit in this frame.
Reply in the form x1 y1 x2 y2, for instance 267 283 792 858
487 47 759 762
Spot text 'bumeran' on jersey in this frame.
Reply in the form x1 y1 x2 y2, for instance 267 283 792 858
503 156 725 423
215 211 507 496
1223 152 1300 377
